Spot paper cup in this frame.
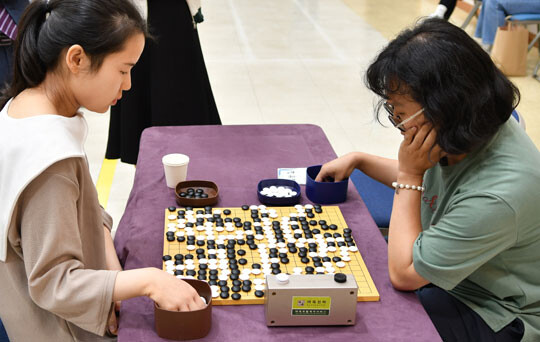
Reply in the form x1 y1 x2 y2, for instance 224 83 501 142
162 154 190 188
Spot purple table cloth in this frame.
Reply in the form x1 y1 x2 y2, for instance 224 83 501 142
114 124 441 341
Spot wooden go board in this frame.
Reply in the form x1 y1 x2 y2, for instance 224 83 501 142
162 205 380 305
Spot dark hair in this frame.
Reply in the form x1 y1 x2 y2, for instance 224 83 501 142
365 18 520 154
0 0 149 108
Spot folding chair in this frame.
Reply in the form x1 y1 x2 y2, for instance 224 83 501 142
461 0 482 29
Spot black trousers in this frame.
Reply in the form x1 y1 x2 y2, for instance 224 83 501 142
0 44 14 91
417 285 524 341
440 0 457 19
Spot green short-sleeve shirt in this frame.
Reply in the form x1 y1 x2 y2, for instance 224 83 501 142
413 118 540 341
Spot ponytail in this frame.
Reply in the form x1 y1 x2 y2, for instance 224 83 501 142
0 0 148 109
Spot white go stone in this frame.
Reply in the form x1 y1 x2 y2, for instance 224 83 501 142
336 261 346 268
251 269 262 275
167 215 177 220
349 246 359 252
253 278 265 285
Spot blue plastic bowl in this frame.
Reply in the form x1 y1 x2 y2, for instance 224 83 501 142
257 179 301 206
305 165 348 204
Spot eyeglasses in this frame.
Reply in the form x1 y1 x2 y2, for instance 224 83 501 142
384 102 424 132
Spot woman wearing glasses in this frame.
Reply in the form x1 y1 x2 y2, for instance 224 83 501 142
317 19 540 341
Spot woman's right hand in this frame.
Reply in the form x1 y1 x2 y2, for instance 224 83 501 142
315 152 360 182
146 268 206 311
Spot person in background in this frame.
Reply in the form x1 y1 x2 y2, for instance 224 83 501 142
429 0 457 20
106 0 221 165
0 1 204 341
317 19 540 341
0 0 29 87
475 0 540 50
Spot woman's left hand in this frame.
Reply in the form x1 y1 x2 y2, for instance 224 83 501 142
107 301 121 336
398 123 446 177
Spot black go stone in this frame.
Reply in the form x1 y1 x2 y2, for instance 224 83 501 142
218 280 227 286
322 257 331 262
209 275 218 281
238 258 248 265
224 209 232 215
174 270 184 276
220 292 230 299
210 270 218 275
271 268 281 275
242 285 251 292
330 224 338 230
199 264 208 270
168 206 176 212
174 254 184 260
185 254 194 260
307 213 315 218
230 274 239 280
255 290 264 298
314 262 323 267
233 280 242 286
232 269 240 275
166 236 175 242
232 286 241 293
175 260 183 265
197 275 207 281
271 263 280 269
237 239 246 245
186 270 196 276
220 285 229 292
301 257 310 264
197 240 205 246
252 263 261 269
280 258 290 264
232 293 241 300
209 280 217 286
162 255 172 261
241 205 249 210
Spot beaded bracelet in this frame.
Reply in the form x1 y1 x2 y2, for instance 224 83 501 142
391 181 425 192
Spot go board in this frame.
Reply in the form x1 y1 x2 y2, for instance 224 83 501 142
162 205 380 305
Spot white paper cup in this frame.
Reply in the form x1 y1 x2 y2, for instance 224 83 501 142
162 153 190 188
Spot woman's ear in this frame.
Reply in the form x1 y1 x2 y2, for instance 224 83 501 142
65 44 91 74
